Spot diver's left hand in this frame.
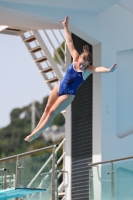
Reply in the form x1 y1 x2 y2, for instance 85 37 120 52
109 63 117 72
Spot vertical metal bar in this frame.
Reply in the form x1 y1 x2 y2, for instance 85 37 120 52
111 162 115 200
2 173 3 190
4 171 7 189
59 30 65 40
15 156 19 200
43 30 65 70
51 30 65 54
62 140 65 189
52 147 56 200
31 100 36 132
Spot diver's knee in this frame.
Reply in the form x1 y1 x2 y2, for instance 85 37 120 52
47 109 56 118
45 105 51 113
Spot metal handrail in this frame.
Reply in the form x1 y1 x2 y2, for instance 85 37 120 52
43 30 66 70
88 154 133 167
0 145 57 162
0 168 6 171
28 138 66 187
51 30 65 54
28 138 66 200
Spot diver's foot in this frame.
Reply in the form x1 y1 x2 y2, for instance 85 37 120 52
24 134 38 142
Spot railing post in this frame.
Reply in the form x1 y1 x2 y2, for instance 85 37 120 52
111 162 115 200
52 146 57 200
15 156 19 200
4 171 7 190
52 146 55 200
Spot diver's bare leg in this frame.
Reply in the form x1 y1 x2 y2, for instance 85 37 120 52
24 95 74 142
31 84 59 135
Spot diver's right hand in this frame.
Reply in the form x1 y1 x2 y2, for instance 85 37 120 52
60 16 69 28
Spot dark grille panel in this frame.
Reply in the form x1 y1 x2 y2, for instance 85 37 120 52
71 34 92 200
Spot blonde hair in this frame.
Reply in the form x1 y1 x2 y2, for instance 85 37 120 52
80 45 92 64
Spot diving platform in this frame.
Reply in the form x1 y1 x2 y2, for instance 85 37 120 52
0 188 46 199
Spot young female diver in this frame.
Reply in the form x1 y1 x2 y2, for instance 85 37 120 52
24 16 117 142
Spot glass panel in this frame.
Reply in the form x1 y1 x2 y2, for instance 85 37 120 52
0 148 59 200
0 160 16 190
18 151 53 200
113 159 133 200
89 164 112 200
89 158 133 200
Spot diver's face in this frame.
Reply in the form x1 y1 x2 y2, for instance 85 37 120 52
78 57 89 70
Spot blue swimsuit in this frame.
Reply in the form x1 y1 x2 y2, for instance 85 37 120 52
58 63 85 96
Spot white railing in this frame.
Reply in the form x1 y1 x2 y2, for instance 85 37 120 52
43 30 66 71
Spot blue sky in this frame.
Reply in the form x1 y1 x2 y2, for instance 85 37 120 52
0 33 50 128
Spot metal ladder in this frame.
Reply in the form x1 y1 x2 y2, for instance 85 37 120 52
20 29 65 90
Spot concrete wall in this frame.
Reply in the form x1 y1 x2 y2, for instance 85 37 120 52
98 4 133 161
69 3 133 161
69 3 133 162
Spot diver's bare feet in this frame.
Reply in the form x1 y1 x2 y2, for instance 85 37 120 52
24 134 38 142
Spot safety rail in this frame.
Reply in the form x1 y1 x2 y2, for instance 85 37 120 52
0 144 58 200
88 155 133 200
88 154 133 166
0 145 56 162
43 30 66 71
28 138 66 200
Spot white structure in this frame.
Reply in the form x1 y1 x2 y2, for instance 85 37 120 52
1 1 133 199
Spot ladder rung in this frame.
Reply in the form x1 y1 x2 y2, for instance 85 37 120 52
39 67 53 73
35 56 47 63
29 46 41 53
45 77 58 83
6 28 21 31
23 35 36 42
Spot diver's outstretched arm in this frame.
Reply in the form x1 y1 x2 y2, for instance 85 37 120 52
88 63 117 73
60 16 79 61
